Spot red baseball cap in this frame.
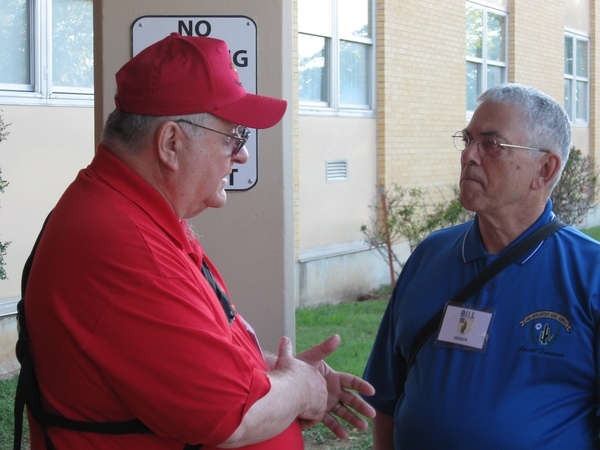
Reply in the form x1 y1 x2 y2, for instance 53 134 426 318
114 33 287 129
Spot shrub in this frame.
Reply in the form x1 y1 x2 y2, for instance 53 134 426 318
551 146 598 226
360 185 472 281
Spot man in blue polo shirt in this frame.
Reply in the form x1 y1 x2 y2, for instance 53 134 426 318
363 83 600 449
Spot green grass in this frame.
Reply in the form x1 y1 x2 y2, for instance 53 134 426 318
0 375 28 449
296 297 389 449
581 225 600 241
296 298 388 377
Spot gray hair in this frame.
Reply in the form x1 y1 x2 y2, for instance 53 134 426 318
101 110 210 154
477 83 571 187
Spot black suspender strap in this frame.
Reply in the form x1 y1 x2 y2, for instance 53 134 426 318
13 212 202 450
405 218 566 377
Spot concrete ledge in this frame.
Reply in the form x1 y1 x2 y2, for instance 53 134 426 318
0 297 19 317
0 314 19 379
0 298 19 377
299 241 373 263
296 241 410 308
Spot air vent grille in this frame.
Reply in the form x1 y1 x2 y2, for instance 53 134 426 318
326 159 348 182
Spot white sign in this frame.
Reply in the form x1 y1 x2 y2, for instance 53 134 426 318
132 16 258 191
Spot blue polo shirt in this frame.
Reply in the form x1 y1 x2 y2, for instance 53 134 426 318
363 201 600 449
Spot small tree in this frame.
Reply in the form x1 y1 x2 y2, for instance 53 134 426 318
0 112 10 280
551 146 599 226
360 185 472 281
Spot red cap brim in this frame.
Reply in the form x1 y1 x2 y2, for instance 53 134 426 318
211 92 287 129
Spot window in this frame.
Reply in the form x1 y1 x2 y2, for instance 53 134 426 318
466 3 507 112
0 0 94 106
564 33 589 124
298 0 373 113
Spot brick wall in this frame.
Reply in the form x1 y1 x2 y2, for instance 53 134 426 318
376 0 466 197
509 0 564 100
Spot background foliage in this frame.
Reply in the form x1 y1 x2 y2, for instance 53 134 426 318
0 112 10 280
360 185 472 280
551 146 599 226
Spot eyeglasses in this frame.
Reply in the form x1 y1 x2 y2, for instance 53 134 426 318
452 131 549 156
176 119 251 155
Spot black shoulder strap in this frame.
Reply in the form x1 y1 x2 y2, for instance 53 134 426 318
13 212 202 450
14 212 52 450
405 218 566 377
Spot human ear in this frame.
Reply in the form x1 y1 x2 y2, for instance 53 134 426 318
532 152 562 191
156 121 184 172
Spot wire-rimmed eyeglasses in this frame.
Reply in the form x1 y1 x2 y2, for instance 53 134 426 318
452 131 549 156
176 119 251 155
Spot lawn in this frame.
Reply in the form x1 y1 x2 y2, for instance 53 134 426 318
296 297 389 449
0 374 26 449
582 225 600 241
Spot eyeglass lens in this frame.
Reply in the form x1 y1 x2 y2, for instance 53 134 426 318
233 126 250 154
452 132 497 154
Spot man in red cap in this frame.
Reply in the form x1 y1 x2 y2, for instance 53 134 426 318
20 33 375 449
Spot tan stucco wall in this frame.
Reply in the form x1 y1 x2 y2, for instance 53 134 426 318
298 116 376 250
0 105 95 299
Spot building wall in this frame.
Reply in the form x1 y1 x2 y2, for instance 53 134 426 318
377 0 466 191
590 0 600 171
294 0 598 308
0 105 95 299
0 105 94 377
509 0 564 100
295 1 467 308
298 116 376 249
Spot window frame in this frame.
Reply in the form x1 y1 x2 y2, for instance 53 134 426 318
564 30 589 126
465 2 508 114
0 0 94 107
298 0 375 117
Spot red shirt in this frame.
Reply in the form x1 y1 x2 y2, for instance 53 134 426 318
25 145 303 449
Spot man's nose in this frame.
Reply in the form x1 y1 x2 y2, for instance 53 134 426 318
234 145 249 164
461 140 481 164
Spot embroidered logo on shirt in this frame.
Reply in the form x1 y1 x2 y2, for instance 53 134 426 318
516 311 571 358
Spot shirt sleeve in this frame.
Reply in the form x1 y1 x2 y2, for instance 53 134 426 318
362 281 407 416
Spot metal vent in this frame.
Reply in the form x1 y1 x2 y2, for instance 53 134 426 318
326 159 348 182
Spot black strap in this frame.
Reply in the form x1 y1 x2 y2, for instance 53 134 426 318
405 218 566 376
201 260 236 325
14 212 52 450
14 212 202 450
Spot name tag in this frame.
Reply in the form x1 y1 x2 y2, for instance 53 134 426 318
436 303 494 352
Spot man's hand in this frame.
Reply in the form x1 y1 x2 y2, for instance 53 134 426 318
221 337 328 448
273 337 328 427
296 335 376 439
